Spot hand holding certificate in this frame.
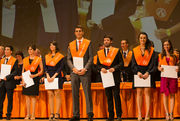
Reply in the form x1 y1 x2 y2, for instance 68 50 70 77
44 78 59 90
161 65 178 78
134 75 151 87
0 64 11 79
100 70 115 88
22 70 34 88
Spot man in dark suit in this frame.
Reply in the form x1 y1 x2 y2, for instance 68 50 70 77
97 35 123 121
67 25 93 121
0 45 18 120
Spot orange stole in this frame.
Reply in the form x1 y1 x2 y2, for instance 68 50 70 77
97 47 119 67
93 55 97 65
23 56 41 72
121 51 132 67
45 52 64 66
133 46 154 66
69 39 90 57
145 0 178 21
158 54 176 66
0 56 16 70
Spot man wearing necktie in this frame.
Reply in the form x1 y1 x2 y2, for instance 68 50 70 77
67 25 93 121
121 39 133 82
97 35 123 121
0 46 18 120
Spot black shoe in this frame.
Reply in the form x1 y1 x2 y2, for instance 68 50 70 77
69 116 80 121
117 117 122 121
6 115 11 120
0 115 2 120
88 117 93 121
106 118 114 121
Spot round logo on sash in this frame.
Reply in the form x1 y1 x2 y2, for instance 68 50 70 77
106 59 111 64
156 8 167 18
30 66 35 71
50 61 54 66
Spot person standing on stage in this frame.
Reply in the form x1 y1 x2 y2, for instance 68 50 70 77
131 32 155 121
0 45 18 120
158 40 179 121
120 39 133 82
44 41 64 120
97 35 123 121
67 25 94 121
22 45 43 120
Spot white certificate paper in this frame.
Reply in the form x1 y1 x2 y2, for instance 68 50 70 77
40 0 59 32
141 16 162 52
134 75 151 87
2 5 16 38
44 78 59 90
0 64 11 79
92 0 115 24
161 65 178 78
100 70 115 88
22 71 34 88
73 57 84 70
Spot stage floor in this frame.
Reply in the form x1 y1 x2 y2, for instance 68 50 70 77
1 119 180 121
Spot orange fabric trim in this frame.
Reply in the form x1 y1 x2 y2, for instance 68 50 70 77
133 46 154 66
45 52 64 66
93 55 97 65
158 54 176 66
97 47 119 66
0 56 16 69
121 51 132 67
69 39 90 57
23 56 41 72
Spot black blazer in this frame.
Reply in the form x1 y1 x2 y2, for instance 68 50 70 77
97 49 124 84
0 60 18 89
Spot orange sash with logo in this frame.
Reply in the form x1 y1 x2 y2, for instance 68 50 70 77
93 55 97 65
158 54 176 66
133 46 154 66
0 56 16 70
69 39 90 57
145 0 178 21
97 47 119 67
121 50 132 67
45 52 64 67
23 56 41 72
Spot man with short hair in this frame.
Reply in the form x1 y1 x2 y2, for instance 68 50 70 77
0 46 18 120
67 25 94 121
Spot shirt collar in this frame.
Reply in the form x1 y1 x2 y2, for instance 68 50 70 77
76 37 84 42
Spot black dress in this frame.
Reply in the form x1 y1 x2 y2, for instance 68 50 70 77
131 52 156 88
22 59 40 96
43 57 64 89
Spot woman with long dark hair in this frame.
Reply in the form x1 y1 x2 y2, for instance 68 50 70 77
131 32 155 121
158 40 179 121
44 41 64 120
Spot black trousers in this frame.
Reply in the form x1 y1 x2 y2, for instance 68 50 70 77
0 86 14 116
105 83 122 118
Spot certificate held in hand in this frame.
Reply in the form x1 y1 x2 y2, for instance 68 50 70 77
0 64 11 79
161 65 178 78
100 70 115 88
44 78 59 90
134 75 151 87
73 57 84 70
22 70 34 88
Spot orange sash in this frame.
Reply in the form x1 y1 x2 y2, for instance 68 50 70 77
133 46 154 66
145 0 178 21
45 52 64 66
69 39 90 57
158 54 176 66
97 47 119 66
23 56 41 72
0 56 16 70
93 55 97 65
121 50 132 67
